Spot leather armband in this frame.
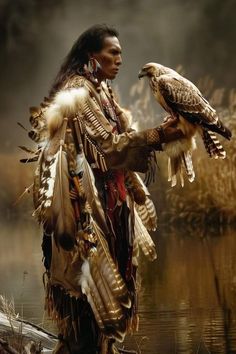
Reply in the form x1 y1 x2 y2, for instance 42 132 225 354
146 126 165 146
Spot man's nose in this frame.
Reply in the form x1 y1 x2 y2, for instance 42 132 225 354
116 55 122 65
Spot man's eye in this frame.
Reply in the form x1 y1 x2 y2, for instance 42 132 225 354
111 50 120 55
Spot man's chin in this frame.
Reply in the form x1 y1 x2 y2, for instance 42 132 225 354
108 73 117 80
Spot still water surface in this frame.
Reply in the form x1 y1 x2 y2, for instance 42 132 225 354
1 217 236 353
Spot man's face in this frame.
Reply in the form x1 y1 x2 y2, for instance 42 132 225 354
92 36 122 81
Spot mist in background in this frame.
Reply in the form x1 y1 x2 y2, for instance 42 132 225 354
0 0 235 152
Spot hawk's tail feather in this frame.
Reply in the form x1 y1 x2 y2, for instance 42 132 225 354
214 119 232 140
204 119 232 140
202 129 226 159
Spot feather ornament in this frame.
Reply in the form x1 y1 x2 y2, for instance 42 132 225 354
125 171 157 231
131 235 139 267
79 258 126 341
50 146 76 250
125 171 146 205
33 146 76 251
135 197 157 232
32 149 59 219
92 222 131 309
133 172 151 196
134 209 157 261
28 105 49 144
79 259 106 329
78 221 131 341
20 156 39 163
29 106 46 130
33 149 43 209
81 157 109 233
18 145 39 155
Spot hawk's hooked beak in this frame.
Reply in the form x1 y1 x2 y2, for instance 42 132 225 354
138 70 146 79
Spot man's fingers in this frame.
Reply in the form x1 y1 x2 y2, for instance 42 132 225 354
163 115 172 123
168 116 179 125
161 116 179 129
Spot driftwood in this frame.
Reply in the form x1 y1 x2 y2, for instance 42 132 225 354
0 311 57 353
0 312 139 354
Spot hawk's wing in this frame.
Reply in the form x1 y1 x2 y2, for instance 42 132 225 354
157 74 231 140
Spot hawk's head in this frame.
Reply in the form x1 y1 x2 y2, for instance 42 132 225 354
138 63 171 79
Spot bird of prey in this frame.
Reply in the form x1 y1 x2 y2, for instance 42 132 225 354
138 63 231 187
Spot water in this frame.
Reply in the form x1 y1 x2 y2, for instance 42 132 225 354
1 217 236 353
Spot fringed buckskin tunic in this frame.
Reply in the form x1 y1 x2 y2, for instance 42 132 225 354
32 75 158 354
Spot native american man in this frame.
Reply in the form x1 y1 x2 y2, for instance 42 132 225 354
28 25 184 354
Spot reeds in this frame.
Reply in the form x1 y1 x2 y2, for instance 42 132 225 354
0 295 23 353
0 295 52 353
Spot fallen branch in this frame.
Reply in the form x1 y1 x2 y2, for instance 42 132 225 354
0 311 56 350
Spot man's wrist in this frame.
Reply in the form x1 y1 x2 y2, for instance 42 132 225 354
156 126 166 143
146 126 165 146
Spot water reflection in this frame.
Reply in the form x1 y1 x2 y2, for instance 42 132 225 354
0 218 45 323
1 217 236 353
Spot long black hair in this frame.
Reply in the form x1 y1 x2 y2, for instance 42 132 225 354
49 24 119 97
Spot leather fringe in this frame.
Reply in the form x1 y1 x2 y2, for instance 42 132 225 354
45 282 93 341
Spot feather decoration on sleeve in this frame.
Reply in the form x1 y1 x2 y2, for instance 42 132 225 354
33 148 76 251
78 221 131 342
51 145 76 251
32 149 58 220
33 118 76 251
134 209 157 261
